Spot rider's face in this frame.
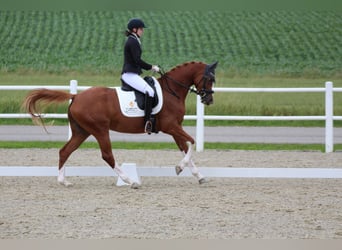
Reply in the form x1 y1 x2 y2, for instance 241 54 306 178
136 27 144 37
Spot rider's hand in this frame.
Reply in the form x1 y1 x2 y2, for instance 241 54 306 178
151 65 160 73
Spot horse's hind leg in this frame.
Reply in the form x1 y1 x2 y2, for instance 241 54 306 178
58 129 89 186
94 131 140 189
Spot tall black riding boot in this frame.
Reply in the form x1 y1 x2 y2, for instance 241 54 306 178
144 93 154 134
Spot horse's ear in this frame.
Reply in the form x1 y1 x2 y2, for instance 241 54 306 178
208 61 218 70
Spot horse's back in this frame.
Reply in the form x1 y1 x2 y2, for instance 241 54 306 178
70 86 119 118
76 86 116 102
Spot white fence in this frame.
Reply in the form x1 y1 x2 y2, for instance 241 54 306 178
1 81 342 153
196 81 342 152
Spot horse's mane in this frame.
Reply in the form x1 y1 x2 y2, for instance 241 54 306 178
168 61 205 73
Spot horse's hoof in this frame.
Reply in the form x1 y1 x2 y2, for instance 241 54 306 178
58 181 73 187
175 165 183 175
199 178 208 185
131 182 140 189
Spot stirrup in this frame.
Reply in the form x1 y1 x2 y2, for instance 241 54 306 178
144 120 153 134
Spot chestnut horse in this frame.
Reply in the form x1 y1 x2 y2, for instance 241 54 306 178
23 61 218 188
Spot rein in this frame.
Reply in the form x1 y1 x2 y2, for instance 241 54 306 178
158 67 211 100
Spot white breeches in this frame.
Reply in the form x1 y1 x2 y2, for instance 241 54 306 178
121 73 155 97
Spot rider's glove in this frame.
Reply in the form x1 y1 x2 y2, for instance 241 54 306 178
151 65 160 73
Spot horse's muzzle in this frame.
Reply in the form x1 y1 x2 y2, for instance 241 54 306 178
198 89 214 105
200 92 214 105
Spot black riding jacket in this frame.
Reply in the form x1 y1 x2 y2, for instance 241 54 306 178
122 34 152 75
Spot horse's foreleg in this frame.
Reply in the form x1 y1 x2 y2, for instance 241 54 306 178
169 127 206 184
175 141 192 175
189 158 207 184
175 141 206 184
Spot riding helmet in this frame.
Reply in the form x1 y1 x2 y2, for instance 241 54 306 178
127 18 146 31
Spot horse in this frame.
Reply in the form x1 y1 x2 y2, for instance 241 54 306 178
23 61 218 188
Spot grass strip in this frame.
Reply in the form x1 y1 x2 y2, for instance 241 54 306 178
1 141 341 152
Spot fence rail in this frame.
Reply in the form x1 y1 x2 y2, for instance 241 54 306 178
1 81 341 152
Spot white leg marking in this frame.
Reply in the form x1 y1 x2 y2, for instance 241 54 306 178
114 163 140 188
58 167 73 187
114 164 132 185
176 142 206 183
189 159 205 181
176 144 192 175
57 167 65 183
176 142 194 174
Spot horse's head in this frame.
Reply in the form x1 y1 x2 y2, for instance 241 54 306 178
159 61 218 105
194 61 218 105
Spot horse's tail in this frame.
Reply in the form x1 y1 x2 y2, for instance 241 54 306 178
22 88 75 128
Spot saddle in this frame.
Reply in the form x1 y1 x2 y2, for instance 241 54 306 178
121 76 159 110
116 76 163 118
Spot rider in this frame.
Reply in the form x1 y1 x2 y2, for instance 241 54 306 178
121 18 160 134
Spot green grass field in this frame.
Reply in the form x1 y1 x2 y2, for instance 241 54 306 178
0 10 341 127
0 10 341 76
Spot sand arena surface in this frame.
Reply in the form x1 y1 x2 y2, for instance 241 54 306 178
1 149 342 239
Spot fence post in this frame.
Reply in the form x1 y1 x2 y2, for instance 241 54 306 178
196 95 204 152
325 81 333 153
68 80 78 140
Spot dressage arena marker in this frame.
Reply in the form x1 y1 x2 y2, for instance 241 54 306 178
1 166 342 178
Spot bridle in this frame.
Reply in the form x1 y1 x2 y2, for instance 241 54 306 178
159 65 215 102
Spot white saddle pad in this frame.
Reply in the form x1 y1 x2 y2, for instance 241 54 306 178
116 77 163 117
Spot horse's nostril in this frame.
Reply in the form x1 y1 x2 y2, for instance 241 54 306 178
201 95 214 105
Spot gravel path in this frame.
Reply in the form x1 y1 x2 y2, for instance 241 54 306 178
2 125 342 144
1 148 342 239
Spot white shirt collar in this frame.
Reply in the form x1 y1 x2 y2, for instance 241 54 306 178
130 33 141 45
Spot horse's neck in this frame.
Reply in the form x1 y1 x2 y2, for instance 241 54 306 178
159 73 192 100
159 62 205 100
